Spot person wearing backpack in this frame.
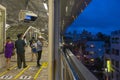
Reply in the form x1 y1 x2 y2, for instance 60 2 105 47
36 36 43 67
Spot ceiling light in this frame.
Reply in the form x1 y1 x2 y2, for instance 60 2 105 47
43 3 48 10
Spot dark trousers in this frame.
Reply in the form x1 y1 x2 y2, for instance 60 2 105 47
37 50 42 65
17 53 26 68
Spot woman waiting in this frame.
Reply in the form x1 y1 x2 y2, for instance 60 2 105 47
31 41 37 61
4 37 14 70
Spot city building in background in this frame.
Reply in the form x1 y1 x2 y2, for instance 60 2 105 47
85 41 105 64
104 30 120 80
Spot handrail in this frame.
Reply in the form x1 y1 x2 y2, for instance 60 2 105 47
60 49 76 80
61 51 75 80
66 49 98 80
60 48 98 80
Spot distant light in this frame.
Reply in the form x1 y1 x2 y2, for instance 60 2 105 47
98 49 102 51
107 60 111 72
90 59 94 62
83 55 86 57
43 3 48 10
72 16 75 19
70 43 72 45
90 44 94 48
105 68 107 72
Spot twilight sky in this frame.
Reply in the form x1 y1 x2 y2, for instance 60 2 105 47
66 0 120 35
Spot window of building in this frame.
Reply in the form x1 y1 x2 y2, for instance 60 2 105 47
89 51 94 54
112 37 114 40
111 71 114 79
116 74 119 80
115 37 119 40
112 59 114 65
112 48 115 54
105 49 110 54
115 49 119 56
115 61 119 68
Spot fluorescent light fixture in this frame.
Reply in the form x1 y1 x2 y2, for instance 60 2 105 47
43 3 48 10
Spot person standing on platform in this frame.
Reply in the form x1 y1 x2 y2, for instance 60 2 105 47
36 36 43 67
15 33 27 69
31 40 38 61
29 37 36 61
29 37 36 47
4 37 14 70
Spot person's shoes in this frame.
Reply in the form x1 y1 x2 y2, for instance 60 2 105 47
7 68 10 70
37 64 41 67
18 67 21 69
23 65 27 68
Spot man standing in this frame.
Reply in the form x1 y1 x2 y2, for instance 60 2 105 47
15 33 27 69
36 36 43 67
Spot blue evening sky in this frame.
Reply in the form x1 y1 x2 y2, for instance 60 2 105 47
66 0 120 35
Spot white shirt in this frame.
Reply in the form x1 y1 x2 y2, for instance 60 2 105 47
36 40 42 51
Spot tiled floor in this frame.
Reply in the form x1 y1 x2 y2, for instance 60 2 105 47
0 45 48 80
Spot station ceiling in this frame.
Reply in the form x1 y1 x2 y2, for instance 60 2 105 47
0 0 91 32
0 0 48 30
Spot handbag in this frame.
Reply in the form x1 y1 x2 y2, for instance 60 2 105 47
12 49 15 56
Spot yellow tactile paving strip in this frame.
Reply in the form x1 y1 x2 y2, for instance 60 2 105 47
34 62 48 80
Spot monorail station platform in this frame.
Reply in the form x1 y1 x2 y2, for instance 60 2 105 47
0 45 48 80
0 0 100 80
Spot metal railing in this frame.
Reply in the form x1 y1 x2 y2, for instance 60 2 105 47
60 48 98 80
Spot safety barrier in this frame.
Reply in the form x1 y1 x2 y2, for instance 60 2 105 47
60 49 98 80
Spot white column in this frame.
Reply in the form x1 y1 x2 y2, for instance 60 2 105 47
48 0 54 80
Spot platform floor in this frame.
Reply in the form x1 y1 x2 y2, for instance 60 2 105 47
0 45 48 80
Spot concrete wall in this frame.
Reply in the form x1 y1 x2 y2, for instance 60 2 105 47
0 54 5 68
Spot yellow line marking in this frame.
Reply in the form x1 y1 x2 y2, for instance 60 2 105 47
34 62 46 80
27 62 48 67
43 62 48 68
13 65 30 79
33 62 48 80
0 65 17 77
